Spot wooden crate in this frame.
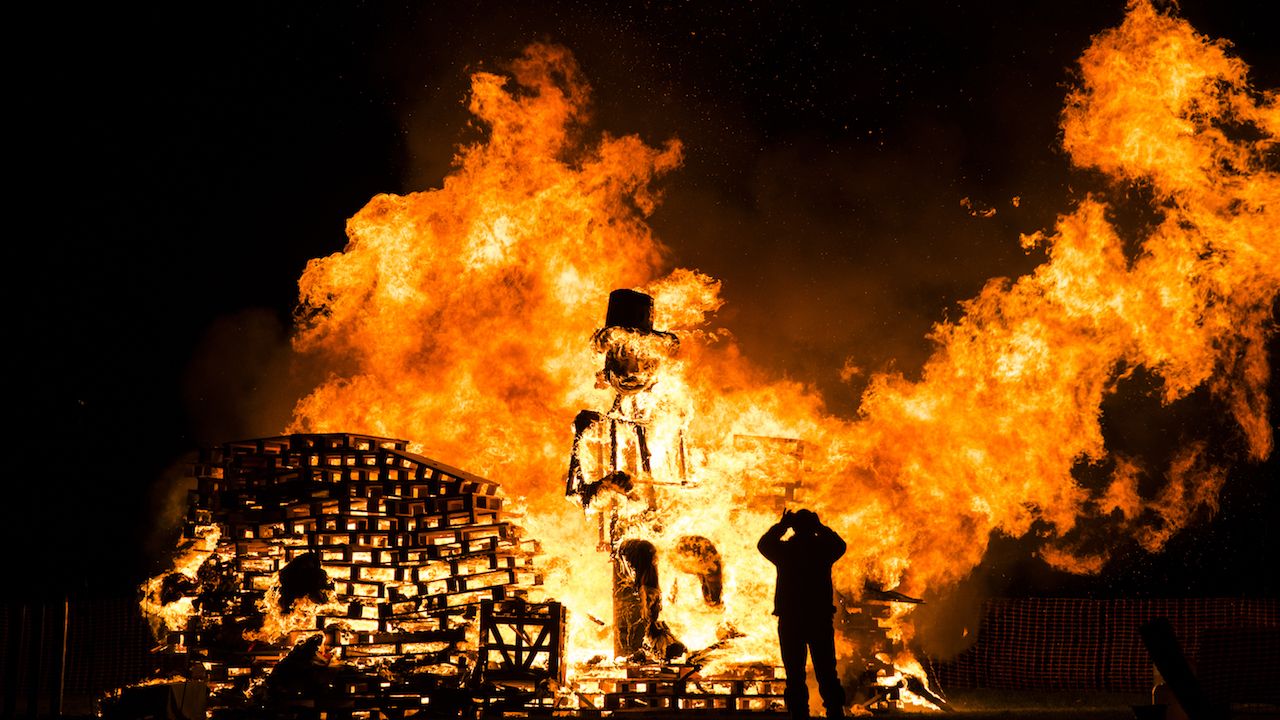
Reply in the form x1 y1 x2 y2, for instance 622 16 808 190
477 600 566 687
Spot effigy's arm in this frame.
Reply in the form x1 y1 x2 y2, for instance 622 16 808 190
566 410 640 507
566 410 603 499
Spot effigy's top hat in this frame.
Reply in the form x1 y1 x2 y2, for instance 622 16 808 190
593 288 678 349
604 289 657 332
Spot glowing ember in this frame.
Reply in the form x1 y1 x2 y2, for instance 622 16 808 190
140 524 221 637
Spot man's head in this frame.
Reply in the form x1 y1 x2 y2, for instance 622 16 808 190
790 509 819 532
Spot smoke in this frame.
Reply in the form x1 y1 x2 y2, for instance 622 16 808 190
135 309 328 566
184 308 322 445
652 130 1050 417
144 454 198 565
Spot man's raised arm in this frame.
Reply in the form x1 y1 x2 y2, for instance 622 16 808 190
757 512 792 563
817 523 846 563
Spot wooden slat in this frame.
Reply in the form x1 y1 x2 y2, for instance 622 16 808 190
149 432 541 718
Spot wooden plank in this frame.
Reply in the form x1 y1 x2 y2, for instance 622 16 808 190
168 432 541 718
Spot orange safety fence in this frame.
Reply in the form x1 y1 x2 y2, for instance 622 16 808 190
928 597 1279 703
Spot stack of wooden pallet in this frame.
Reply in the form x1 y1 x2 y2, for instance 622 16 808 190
570 665 786 713
153 433 541 717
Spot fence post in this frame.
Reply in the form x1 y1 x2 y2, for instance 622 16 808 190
28 603 46 716
53 597 69 718
3 604 26 716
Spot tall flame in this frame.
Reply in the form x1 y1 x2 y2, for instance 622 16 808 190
285 0 1276 685
292 43 679 492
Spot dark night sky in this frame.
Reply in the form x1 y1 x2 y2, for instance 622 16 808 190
11 2 1277 599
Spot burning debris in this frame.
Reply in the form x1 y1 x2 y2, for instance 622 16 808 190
139 433 542 717
841 587 951 712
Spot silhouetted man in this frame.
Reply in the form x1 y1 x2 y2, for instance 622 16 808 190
758 509 847 719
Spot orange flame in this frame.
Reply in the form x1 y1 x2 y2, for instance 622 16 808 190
279 0 1277 695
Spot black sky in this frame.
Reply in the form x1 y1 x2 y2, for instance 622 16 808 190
12 2 1277 598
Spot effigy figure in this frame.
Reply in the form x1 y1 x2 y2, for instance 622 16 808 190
566 288 723 661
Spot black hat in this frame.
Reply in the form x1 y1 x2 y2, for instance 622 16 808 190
592 288 679 354
604 288 657 332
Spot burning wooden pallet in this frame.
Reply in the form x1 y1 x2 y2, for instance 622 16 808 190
146 433 544 718
566 665 786 714
477 600 566 687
